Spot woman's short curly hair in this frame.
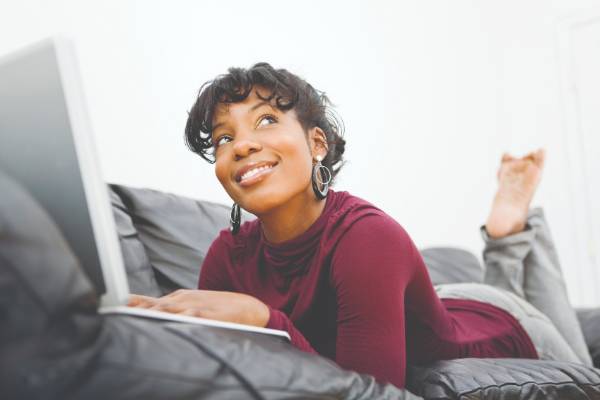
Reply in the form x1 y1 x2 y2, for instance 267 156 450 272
184 62 346 183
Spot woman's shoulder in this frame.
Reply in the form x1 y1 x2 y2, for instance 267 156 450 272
323 190 412 247
326 190 402 229
326 191 420 281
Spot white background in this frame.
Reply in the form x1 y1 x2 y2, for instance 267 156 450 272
1 0 598 306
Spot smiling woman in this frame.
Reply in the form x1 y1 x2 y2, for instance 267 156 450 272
129 63 591 389
211 89 324 229
184 64 346 242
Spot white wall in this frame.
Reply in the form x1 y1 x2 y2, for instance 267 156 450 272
1 0 598 306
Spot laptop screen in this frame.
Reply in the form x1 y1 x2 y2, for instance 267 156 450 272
0 40 107 295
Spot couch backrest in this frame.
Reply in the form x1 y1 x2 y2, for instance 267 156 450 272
110 184 254 295
420 247 484 285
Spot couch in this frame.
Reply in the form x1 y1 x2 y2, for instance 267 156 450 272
109 183 600 399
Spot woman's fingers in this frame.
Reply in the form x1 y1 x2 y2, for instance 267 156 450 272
177 309 202 317
163 288 197 298
155 304 206 318
130 290 266 326
149 302 184 313
128 294 158 308
130 292 208 317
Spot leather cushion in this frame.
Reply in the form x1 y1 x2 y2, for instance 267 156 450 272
109 187 162 297
578 308 600 368
420 247 484 285
109 184 252 295
0 169 101 395
407 358 600 399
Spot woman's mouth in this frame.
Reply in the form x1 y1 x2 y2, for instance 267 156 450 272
236 162 278 187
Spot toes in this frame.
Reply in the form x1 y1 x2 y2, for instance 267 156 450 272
533 148 546 168
522 152 536 162
521 148 546 170
501 153 515 163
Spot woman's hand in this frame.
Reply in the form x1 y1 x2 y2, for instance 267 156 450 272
128 290 271 327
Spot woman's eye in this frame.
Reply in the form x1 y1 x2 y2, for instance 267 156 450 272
257 115 277 127
214 135 233 148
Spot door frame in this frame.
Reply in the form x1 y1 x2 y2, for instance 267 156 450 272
556 11 600 306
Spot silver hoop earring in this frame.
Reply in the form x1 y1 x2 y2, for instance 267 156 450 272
312 155 332 199
230 203 241 234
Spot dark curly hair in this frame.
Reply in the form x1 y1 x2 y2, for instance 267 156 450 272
184 62 346 183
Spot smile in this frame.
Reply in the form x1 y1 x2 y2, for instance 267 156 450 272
236 163 277 187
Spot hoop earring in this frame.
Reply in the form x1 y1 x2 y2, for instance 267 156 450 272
230 203 241 234
312 155 332 199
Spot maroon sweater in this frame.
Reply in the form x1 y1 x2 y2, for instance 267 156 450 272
198 190 537 388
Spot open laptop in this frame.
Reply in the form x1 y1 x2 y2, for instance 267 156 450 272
0 37 290 341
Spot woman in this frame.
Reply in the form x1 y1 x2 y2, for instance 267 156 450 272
130 63 591 388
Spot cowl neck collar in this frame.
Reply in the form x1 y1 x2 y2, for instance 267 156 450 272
260 190 337 277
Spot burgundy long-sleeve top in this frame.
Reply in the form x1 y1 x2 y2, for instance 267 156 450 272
198 190 537 388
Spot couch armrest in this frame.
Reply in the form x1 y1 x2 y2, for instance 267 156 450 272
407 358 600 399
577 308 600 368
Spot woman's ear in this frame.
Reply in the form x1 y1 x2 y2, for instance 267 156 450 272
309 127 329 160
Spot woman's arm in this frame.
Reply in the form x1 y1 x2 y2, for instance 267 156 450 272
266 308 318 354
131 231 319 352
131 234 269 327
200 232 318 354
198 232 234 291
331 215 418 388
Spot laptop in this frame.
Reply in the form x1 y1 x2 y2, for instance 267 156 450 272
0 37 290 341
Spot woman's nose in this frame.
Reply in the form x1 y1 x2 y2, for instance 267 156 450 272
233 137 262 160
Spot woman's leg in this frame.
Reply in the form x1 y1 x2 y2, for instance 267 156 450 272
481 150 592 365
480 222 592 364
482 149 545 298
482 209 593 366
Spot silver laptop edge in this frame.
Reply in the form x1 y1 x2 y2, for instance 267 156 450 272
52 37 130 307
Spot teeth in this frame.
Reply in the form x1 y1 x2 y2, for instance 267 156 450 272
241 165 273 181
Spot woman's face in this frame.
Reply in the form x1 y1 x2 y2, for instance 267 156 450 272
211 88 325 215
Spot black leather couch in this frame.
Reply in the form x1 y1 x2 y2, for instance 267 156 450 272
109 184 600 399
2 169 599 399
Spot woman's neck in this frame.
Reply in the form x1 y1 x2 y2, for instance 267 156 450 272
259 189 327 244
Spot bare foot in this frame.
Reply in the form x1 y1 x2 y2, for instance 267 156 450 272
485 149 545 238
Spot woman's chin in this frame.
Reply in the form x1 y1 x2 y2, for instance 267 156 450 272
229 182 312 217
234 188 282 216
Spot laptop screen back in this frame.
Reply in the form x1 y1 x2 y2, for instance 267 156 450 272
0 39 128 305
